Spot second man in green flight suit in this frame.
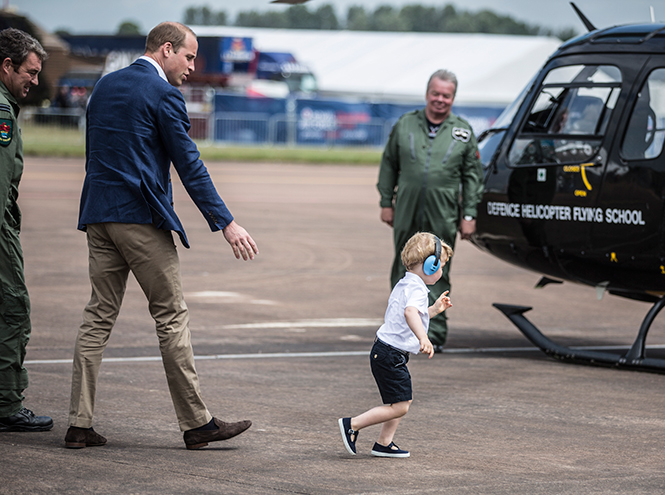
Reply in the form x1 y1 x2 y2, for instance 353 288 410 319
377 69 484 351
0 28 52 431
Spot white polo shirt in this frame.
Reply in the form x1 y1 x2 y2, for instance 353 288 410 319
376 272 429 354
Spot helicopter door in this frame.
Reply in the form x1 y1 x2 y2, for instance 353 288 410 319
505 64 622 255
593 66 665 271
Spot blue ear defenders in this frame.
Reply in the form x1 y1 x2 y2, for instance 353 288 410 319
423 236 442 275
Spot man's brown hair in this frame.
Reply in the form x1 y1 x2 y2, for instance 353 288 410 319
0 28 47 66
145 22 196 54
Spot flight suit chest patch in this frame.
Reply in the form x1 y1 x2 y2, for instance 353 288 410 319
452 127 470 142
0 118 12 146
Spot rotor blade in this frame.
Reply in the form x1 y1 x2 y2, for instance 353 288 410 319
570 2 597 32
271 0 311 4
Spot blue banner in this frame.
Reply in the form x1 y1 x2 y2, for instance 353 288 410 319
213 93 504 146
295 98 381 146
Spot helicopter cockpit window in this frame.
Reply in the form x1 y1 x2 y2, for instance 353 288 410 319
621 68 665 160
477 76 536 170
509 65 621 167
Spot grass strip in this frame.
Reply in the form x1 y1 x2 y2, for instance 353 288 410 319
21 124 382 165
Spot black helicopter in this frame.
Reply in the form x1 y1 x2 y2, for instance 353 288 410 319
474 3 665 372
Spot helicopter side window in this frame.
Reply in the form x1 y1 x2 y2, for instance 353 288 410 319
509 64 621 167
621 68 665 160
478 128 506 170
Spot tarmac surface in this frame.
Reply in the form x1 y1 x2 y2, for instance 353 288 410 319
2 157 665 494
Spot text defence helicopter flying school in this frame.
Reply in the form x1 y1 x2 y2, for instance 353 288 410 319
475 4 665 372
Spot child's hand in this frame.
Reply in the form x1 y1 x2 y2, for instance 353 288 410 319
420 336 434 359
432 290 452 315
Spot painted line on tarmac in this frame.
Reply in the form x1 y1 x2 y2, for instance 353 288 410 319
24 351 368 365
218 318 384 329
24 344 665 365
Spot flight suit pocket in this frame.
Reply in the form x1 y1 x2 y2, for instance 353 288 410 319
441 140 457 165
3 200 21 230
0 285 30 329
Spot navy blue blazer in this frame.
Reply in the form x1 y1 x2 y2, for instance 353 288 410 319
78 58 233 248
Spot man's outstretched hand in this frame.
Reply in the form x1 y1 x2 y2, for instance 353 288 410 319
222 221 259 260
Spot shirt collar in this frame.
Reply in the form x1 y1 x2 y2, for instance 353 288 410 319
139 55 168 83
404 271 428 289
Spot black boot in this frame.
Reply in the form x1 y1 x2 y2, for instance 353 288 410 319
0 407 53 432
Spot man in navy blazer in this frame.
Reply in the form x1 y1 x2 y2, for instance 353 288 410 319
66 22 258 450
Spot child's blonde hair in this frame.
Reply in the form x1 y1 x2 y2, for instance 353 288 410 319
401 232 453 272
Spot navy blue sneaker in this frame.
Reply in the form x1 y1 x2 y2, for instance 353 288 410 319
371 441 410 458
338 417 358 455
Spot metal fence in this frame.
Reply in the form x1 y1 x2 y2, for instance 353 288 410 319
18 107 396 148
212 112 394 147
20 107 86 130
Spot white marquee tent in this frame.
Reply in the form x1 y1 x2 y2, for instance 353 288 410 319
191 25 563 107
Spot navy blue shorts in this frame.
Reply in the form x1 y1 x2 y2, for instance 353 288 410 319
370 339 412 404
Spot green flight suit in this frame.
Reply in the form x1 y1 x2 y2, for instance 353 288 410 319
377 109 483 346
0 81 31 417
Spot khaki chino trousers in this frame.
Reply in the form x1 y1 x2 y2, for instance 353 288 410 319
68 223 212 431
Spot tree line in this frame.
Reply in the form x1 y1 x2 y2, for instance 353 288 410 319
183 3 577 41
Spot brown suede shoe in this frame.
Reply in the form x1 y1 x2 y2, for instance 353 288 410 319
183 418 251 450
64 426 107 449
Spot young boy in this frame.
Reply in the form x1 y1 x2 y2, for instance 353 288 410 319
338 232 453 458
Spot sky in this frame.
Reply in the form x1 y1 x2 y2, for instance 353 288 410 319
11 0 664 35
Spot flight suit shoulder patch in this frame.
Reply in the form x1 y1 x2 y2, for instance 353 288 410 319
0 118 12 146
0 103 11 114
452 127 470 143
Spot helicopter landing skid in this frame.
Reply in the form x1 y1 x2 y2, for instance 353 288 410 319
493 299 665 373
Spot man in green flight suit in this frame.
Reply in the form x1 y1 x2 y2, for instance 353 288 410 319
377 69 484 352
0 28 52 431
